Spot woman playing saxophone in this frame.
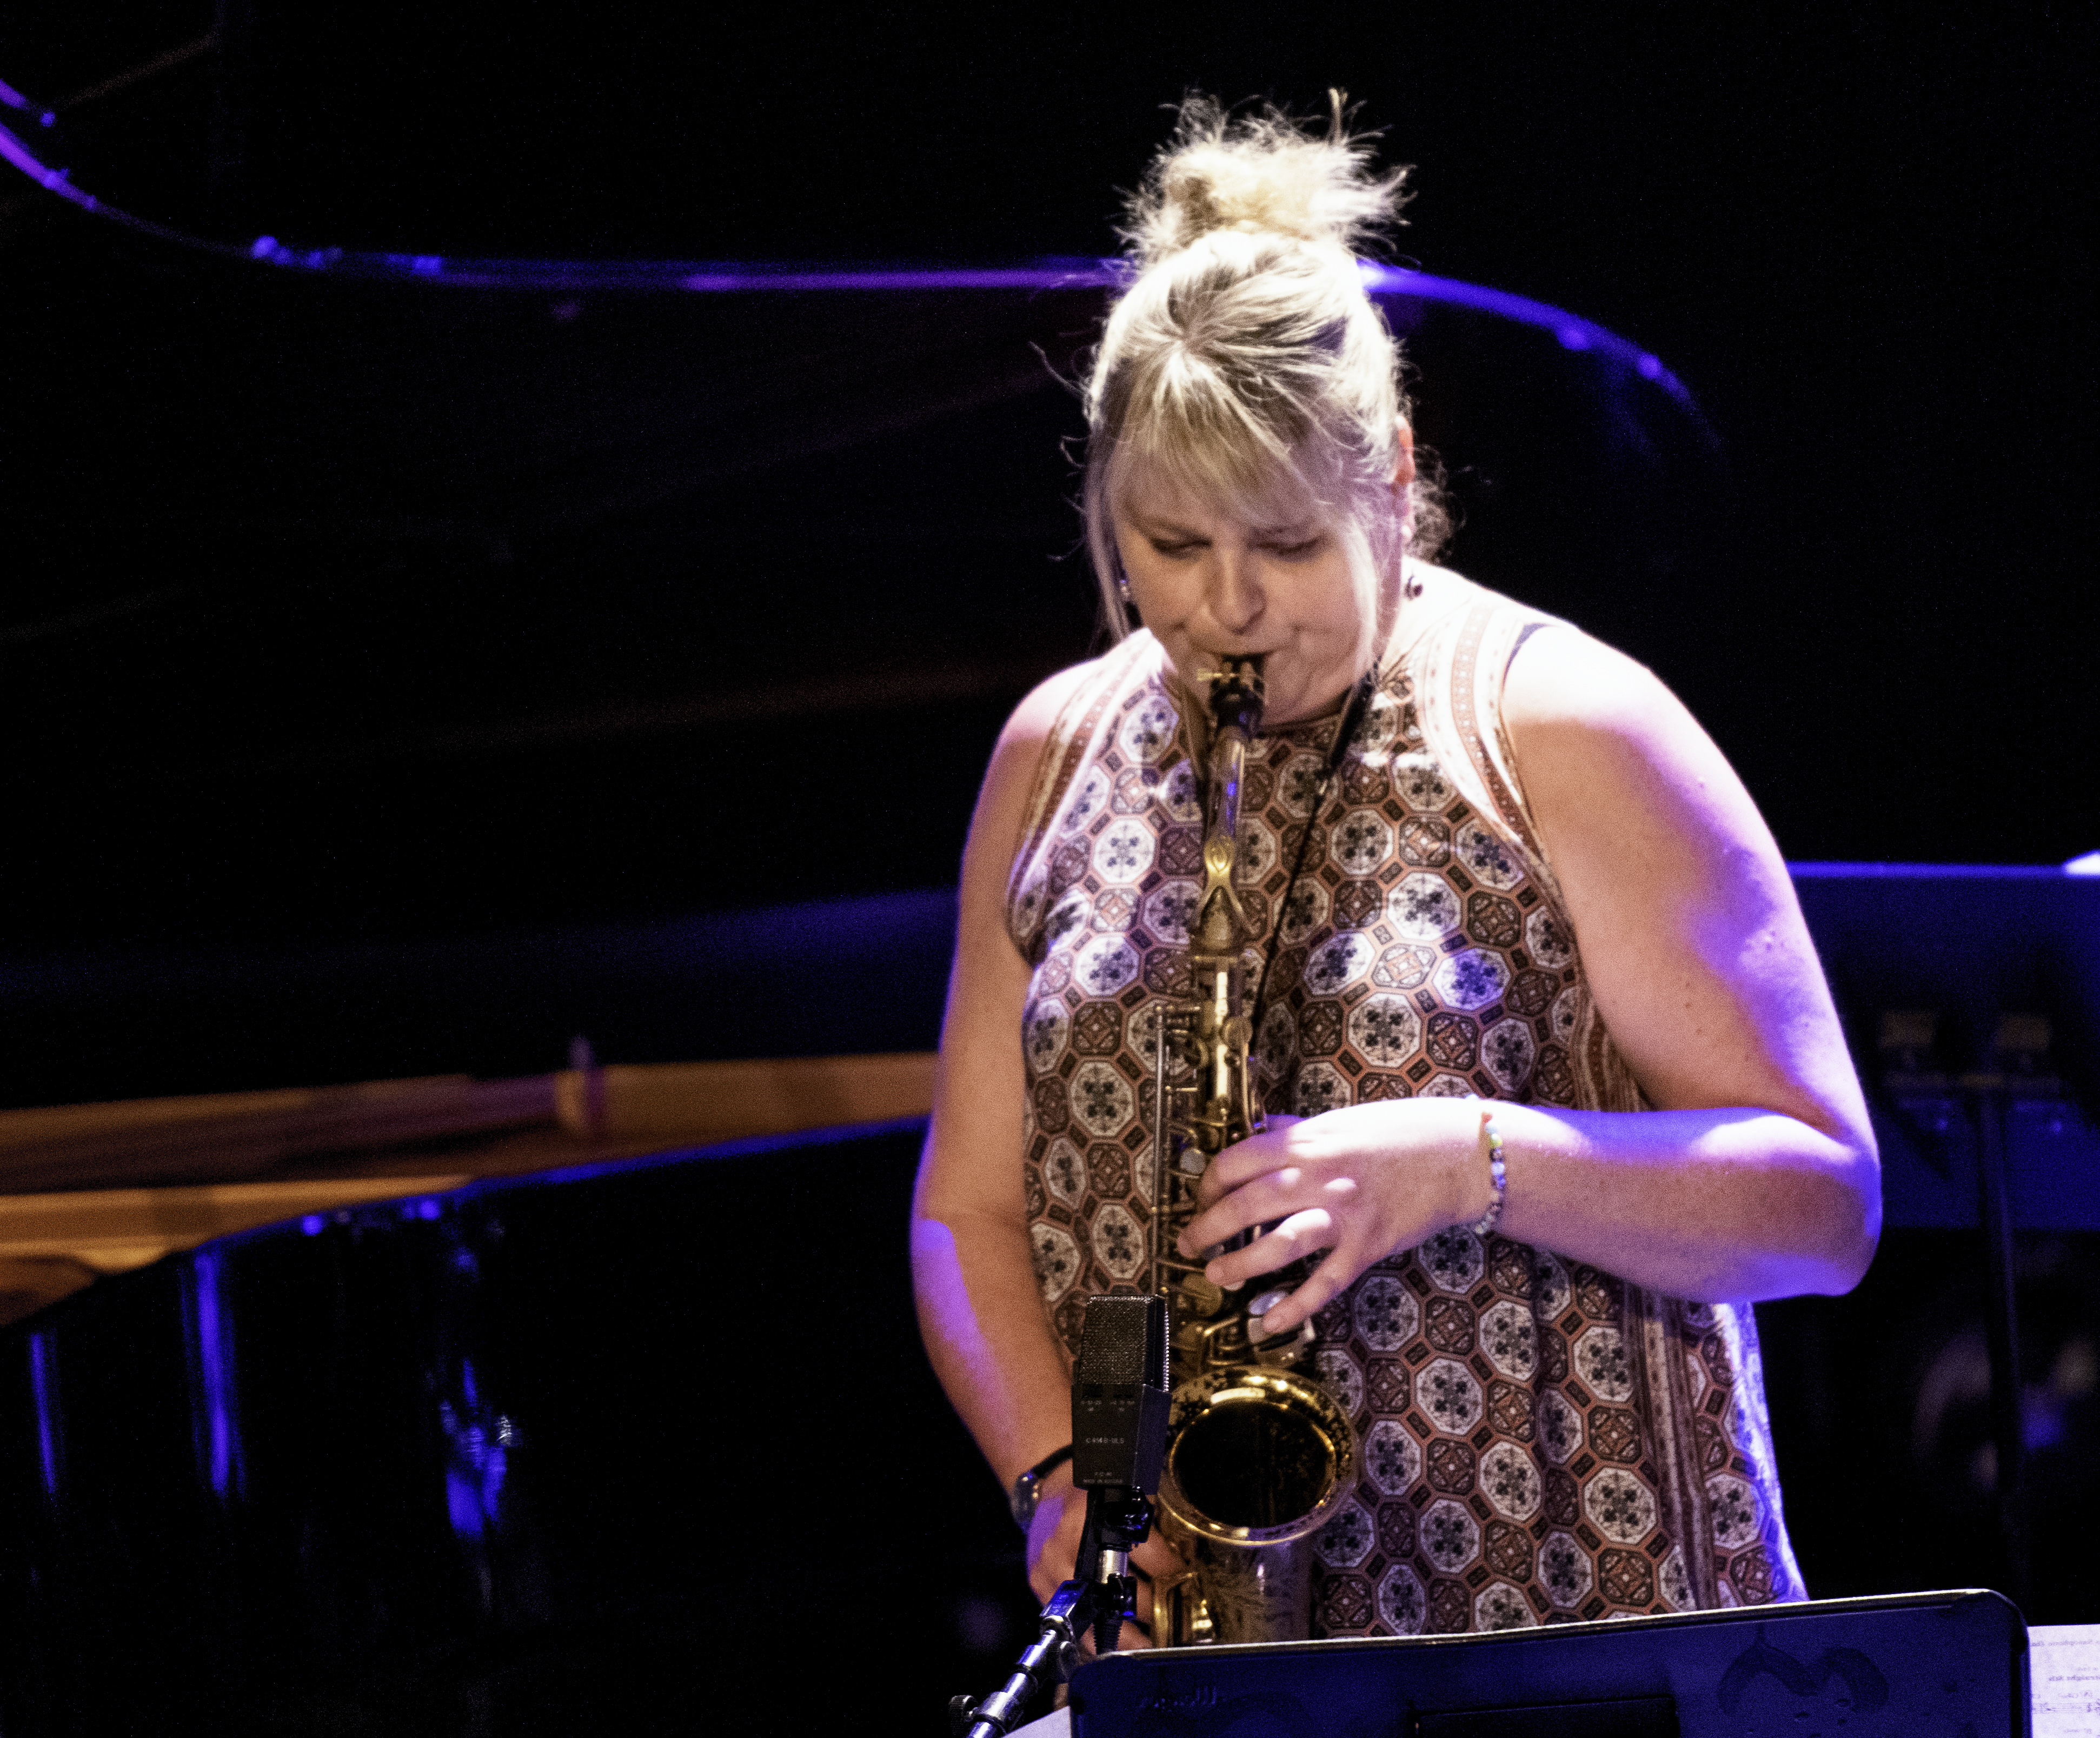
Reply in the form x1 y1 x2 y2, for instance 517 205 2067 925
912 98 1878 1647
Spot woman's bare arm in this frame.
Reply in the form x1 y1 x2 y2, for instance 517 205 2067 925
910 664 1089 1493
1178 626 1880 1333
913 662 1201 1623
1499 626 1878 1290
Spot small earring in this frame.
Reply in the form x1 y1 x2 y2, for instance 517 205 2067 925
1116 572 1133 604
1401 560 1423 601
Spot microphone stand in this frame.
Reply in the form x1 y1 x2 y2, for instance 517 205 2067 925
951 1294 1169 1737
950 1484 1154 1737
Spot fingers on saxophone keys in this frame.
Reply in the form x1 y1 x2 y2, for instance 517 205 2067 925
1268 1259 1352 1335
1178 1207 1256 1261
1204 1209 1333 1288
1251 1251 1347 1339
1178 1174 1293 1256
1194 1153 1276 1211
1175 1211 1222 1259
1204 1137 1292 1199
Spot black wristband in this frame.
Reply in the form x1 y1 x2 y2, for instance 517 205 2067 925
1007 1443 1074 1531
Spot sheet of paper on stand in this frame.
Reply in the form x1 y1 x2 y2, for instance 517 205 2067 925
2035 1626 2100 1738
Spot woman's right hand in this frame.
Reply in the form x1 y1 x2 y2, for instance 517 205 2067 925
1026 1463 1184 1653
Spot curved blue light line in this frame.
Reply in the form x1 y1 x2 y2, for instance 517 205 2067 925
0 99 1697 414
1358 262 1692 409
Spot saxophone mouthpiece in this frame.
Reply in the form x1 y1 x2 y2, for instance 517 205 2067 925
1200 656 1265 741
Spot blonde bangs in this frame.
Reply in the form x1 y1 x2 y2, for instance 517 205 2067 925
1111 378 1324 536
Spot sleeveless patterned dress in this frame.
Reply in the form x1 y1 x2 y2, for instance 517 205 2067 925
1005 583 1806 1635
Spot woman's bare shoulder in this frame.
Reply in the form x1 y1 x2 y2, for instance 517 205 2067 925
985 635 1163 791
1498 613 1673 734
979 657 1109 824
1000 658 1104 755
962 650 1128 907
1388 562 1672 748
1494 613 1866 1129
1499 614 1764 877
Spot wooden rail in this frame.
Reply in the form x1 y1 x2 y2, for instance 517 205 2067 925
0 1053 938 1324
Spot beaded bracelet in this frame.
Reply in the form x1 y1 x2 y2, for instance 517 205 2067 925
1471 1110 1508 1237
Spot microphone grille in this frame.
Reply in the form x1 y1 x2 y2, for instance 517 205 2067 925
1076 1294 1161 1385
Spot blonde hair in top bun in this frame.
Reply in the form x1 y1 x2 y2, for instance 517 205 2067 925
1083 95 1444 671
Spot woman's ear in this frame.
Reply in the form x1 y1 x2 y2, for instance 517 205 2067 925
1392 419 1417 492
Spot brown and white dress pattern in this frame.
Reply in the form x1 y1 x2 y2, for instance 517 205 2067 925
1005 586 1806 1634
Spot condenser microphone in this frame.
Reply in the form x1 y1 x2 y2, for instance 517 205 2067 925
1072 1293 1169 1497
1071 1293 1169 1654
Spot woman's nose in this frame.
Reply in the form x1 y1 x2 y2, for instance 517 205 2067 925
1208 548 1265 634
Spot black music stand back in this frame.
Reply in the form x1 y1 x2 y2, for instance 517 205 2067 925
1068 1589 2025 1736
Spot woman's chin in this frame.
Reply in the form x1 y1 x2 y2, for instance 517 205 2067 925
1264 677 1353 727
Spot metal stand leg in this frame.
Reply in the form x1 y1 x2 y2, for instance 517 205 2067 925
1970 1082 2029 1609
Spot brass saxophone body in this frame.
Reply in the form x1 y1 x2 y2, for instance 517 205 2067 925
1149 656 1359 1647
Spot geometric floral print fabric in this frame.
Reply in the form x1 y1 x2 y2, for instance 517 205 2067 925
1006 592 1806 1633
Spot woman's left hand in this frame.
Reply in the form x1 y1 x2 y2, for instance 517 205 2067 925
1175 1100 1487 1342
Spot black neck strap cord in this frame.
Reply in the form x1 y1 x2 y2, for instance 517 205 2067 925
1248 667 1379 1051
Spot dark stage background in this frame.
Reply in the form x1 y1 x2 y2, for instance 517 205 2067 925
0 2 2096 1726
1 2 2092 963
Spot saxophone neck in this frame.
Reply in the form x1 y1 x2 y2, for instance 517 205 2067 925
1201 655 1260 890
1191 656 1265 960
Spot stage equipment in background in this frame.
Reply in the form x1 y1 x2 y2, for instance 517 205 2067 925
1067 1588 2028 1736
0 1123 1049 1736
954 1294 1169 1738
1791 863 2100 1612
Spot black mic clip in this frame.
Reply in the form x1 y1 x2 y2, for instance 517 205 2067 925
1072 1480 1153 1658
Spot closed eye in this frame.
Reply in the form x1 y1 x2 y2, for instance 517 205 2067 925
1264 536 1326 561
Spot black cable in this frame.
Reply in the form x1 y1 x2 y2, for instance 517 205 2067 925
1247 664 1378 1060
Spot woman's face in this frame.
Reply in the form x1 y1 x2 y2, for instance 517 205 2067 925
1113 470 1365 727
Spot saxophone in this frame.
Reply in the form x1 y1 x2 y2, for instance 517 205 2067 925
1148 656 1359 1647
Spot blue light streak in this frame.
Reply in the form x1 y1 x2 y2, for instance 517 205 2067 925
27 1329 60 1502
1790 862 2094 881
439 1358 512 1555
183 1249 243 1501
0 96 1699 416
